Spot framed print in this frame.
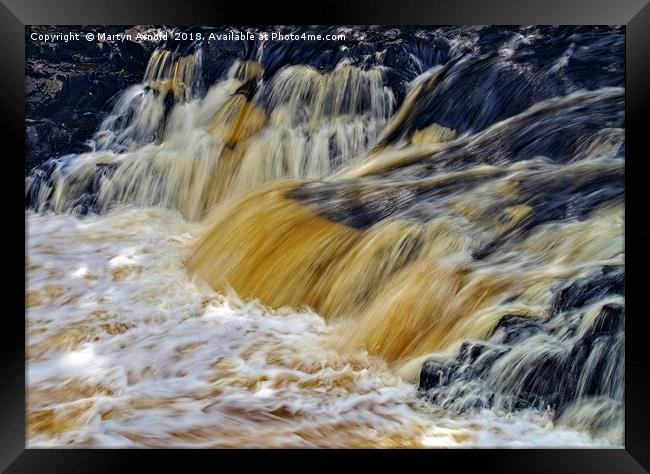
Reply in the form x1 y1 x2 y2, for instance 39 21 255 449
2 0 649 471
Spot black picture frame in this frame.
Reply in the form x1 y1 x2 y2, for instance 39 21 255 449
3 0 648 471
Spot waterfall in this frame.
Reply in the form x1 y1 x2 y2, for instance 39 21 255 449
26 25 625 447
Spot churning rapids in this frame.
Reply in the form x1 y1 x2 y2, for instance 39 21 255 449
26 26 624 448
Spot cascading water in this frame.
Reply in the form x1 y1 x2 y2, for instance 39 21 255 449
26 25 625 448
26 44 395 220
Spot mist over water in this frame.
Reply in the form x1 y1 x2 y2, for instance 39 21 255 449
26 25 624 447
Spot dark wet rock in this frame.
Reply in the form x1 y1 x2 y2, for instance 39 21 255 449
381 88 624 181
458 341 487 364
25 119 71 169
418 267 625 419
25 26 158 170
291 144 622 240
492 315 544 344
513 351 571 409
288 181 421 230
587 303 624 337
25 110 107 171
419 359 462 391
551 267 624 315
400 26 624 138
418 343 507 393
